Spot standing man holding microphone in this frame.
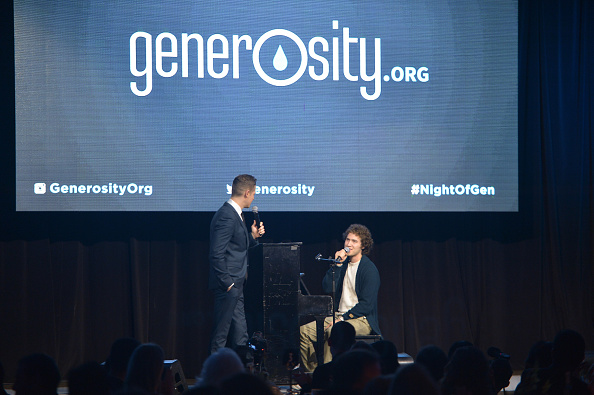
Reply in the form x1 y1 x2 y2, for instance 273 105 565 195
209 174 265 354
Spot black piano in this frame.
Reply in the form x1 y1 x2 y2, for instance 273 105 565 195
245 243 332 384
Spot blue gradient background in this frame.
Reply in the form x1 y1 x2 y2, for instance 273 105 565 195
15 0 517 211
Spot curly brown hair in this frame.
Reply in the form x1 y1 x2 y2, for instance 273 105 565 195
343 224 373 255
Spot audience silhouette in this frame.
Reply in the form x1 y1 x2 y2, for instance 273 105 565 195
123 343 172 395
331 349 382 395
68 361 110 395
360 340 401 395
370 340 400 376
105 337 141 393
447 340 473 360
386 363 439 395
415 344 448 383
185 348 245 395
309 320 357 393
515 329 589 395
441 346 491 395
13 353 60 395
5 329 594 395
524 340 554 370
489 358 513 395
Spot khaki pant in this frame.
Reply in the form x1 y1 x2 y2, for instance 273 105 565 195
299 313 372 372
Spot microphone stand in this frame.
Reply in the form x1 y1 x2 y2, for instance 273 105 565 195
331 261 337 326
314 254 344 325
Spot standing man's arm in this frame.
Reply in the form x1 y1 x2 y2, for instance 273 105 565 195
209 213 235 291
249 220 265 246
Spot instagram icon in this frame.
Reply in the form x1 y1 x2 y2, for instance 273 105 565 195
34 183 46 194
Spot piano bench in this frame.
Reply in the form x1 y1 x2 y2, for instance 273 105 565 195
355 334 382 344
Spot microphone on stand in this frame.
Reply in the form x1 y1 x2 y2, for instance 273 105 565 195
314 247 350 263
314 254 335 262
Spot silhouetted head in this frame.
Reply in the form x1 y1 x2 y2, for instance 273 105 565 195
328 321 356 357
124 343 164 394
332 349 381 393
107 338 141 378
415 344 448 382
525 340 553 369
14 353 61 395
68 361 110 395
389 363 439 395
447 340 473 360
370 340 400 375
196 348 245 388
441 346 490 395
552 329 585 371
490 358 513 393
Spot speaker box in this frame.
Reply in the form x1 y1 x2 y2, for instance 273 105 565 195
164 359 187 394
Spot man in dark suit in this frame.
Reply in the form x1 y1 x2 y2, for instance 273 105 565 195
300 224 381 372
209 174 265 354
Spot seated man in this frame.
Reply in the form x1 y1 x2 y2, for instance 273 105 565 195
299 224 381 372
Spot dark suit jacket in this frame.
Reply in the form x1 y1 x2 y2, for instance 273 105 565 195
322 255 381 336
209 202 258 291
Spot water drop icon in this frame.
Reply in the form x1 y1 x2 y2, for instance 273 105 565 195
273 45 288 71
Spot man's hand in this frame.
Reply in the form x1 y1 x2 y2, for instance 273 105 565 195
335 248 348 262
251 220 265 239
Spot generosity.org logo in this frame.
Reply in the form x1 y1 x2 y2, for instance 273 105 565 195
130 20 429 101
34 182 153 196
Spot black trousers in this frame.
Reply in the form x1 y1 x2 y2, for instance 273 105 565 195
209 282 248 354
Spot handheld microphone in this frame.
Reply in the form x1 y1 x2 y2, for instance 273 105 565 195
336 247 350 262
252 206 261 228
487 347 511 360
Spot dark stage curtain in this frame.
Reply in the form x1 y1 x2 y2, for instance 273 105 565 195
1 0 592 381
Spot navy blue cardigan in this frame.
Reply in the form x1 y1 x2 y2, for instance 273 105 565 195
322 254 381 336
